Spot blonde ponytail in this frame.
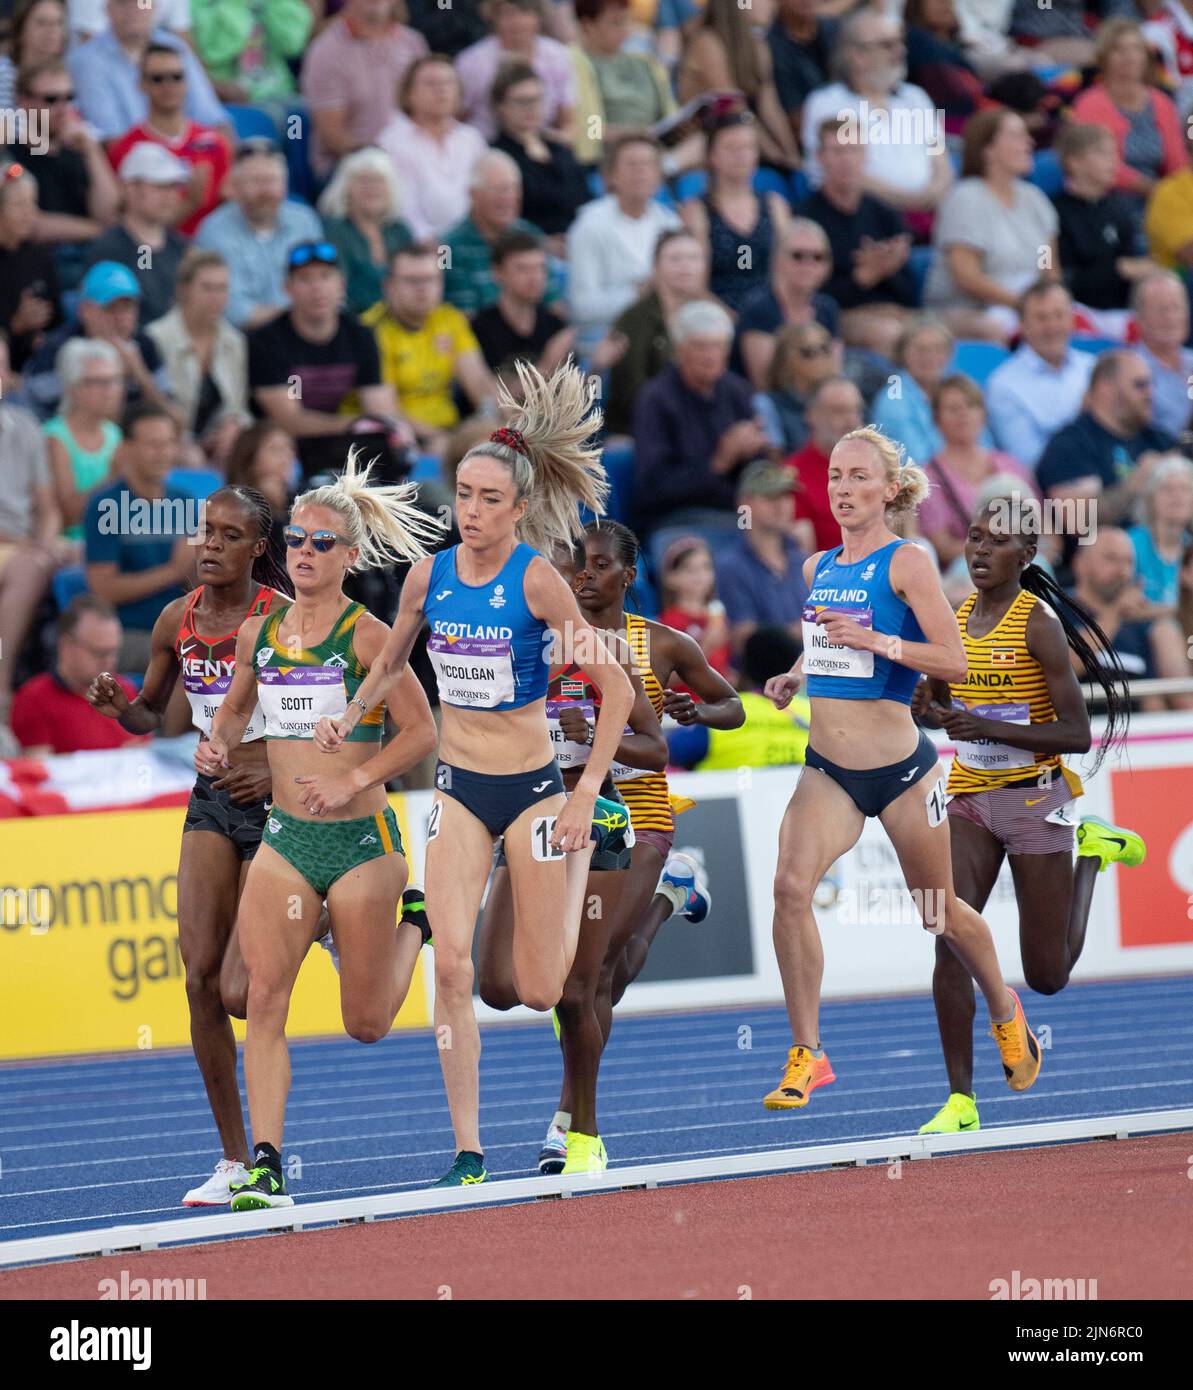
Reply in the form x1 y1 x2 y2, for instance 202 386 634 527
838 425 931 516
459 358 609 555
292 447 446 570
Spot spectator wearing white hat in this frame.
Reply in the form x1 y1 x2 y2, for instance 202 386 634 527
83 141 189 324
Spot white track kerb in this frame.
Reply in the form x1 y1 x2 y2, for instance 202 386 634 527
2 1109 1190 1269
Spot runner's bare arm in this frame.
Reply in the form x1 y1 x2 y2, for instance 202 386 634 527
943 601 1091 755
616 668 668 772
206 615 267 760
865 542 967 683
88 596 187 732
913 675 951 727
527 556 634 799
317 557 432 748
659 624 744 729
295 614 439 812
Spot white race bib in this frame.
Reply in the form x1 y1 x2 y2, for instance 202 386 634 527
610 738 649 782
546 697 595 769
184 682 266 742
257 667 348 738
801 605 875 679
951 700 1034 772
428 632 515 709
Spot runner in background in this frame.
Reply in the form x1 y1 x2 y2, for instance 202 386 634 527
913 496 1144 1133
530 520 744 1174
476 536 666 1175
87 485 291 1206
580 522 744 1019
763 426 1043 1111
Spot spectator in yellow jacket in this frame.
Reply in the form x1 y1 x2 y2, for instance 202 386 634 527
667 625 811 770
362 243 498 455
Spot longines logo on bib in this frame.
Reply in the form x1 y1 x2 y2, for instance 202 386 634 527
801 604 875 679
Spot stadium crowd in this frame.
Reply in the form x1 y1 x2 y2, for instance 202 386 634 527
2 0 1193 771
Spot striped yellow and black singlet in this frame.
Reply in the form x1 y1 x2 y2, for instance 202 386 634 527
947 589 1083 798
615 611 674 833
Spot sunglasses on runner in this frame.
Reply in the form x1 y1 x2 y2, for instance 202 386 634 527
283 526 352 552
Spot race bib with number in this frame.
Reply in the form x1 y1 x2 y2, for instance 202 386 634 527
427 632 516 709
530 815 566 861
257 667 347 738
951 700 1034 772
801 605 875 679
925 775 948 828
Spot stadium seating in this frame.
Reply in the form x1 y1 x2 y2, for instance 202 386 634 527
225 104 278 144
950 340 1011 385
51 565 89 612
1072 337 1119 355
166 468 224 499
1027 149 1064 198
598 441 636 526
908 244 933 305
284 102 317 204
671 167 801 204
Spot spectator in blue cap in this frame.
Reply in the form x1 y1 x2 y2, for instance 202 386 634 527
21 260 178 425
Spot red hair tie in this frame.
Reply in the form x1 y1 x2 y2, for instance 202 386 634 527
490 426 529 457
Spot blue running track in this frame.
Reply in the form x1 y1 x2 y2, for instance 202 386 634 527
1 975 1190 1245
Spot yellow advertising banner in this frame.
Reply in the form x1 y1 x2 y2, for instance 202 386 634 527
0 796 428 1060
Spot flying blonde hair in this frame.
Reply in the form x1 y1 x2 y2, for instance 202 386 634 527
836 425 931 515
292 447 446 571
458 358 609 556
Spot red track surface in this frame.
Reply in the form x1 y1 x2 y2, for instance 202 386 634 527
4 1134 1190 1300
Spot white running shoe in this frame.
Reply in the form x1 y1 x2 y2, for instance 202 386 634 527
538 1123 568 1175
660 852 712 923
182 1158 250 1207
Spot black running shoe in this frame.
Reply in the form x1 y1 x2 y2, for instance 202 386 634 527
590 792 632 871
230 1164 294 1211
432 1151 487 1187
402 886 431 946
